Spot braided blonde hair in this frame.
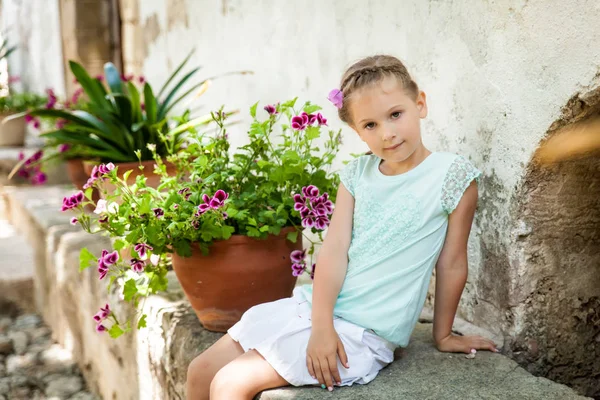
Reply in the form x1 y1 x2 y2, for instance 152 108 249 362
338 55 419 125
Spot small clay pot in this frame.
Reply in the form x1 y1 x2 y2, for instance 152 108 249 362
171 227 302 332
0 113 26 147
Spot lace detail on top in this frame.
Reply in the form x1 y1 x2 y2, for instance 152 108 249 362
441 156 482 214
349 190 421 266
339 158 360 196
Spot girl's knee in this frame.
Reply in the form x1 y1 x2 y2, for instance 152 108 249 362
186 354 215 399
210 367 254 399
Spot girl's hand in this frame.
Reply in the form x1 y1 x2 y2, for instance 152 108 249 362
306 325 349 391
436 334 499 354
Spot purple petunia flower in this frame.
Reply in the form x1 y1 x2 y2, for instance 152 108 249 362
130 258 145 273
210 189 229 208
98 163 115 175
70 217 78 225
316 113 328 126
291 114 309 131
314 216 330 230
290 249 306 264
102 250 119 266
96 324 107 333
301 112 317 125
291 263 305 277
45 89 57 109
327 89 343 109
302 185 320 199
153 208 164 218
134 243 153 260
31 171 47 185
61 191 84 211
58 143 70 152
264 104 278 115
24 115 33 124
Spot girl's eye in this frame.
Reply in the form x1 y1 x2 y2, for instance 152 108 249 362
391 111 402 119
364 122 376 130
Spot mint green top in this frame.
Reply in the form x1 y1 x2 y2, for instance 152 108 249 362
300 152 481 347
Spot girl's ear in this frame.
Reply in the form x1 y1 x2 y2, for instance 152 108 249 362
417 91 428 119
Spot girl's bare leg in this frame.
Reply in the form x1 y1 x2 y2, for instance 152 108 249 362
210 349 289 400
185 334 244 400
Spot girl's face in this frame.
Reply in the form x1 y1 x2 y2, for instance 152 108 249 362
348 76 428 163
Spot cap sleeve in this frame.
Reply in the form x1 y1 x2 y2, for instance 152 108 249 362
338 158 360 197
441 155 482 214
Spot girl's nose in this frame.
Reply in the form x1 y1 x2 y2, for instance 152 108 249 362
382 129 397 141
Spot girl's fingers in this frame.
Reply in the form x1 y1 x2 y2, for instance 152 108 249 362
337 339 350 368
319 358 334 390
306 355 316 379
327 355 342 385
315 358 326 386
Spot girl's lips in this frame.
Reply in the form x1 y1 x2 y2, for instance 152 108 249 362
384 142 403 150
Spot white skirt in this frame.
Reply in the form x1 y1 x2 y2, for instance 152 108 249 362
227 287 396 387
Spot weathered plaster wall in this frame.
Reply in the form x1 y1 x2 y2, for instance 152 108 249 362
120 0 600 339
1 0 65 97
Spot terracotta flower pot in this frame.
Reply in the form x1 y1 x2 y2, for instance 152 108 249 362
66 159 89 190
0 113 26 147
67 159 100 207
171 227 302 332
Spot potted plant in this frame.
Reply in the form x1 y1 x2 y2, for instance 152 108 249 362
8 51 245 190
61 99 342 337
0 92 47 146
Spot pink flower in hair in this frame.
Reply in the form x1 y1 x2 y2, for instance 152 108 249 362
327 89 343 109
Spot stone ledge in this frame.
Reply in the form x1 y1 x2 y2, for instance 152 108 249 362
2 185 591 399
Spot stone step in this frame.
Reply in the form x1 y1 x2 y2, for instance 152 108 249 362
0 185 591 400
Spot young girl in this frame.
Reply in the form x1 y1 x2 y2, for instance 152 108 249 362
186 55 498 399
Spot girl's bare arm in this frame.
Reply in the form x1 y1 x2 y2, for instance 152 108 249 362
307 182 354 390
433 181 498 353
311 182 354 327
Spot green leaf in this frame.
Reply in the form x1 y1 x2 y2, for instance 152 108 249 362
84 187 93 200
174 240 192 257
157 49 195 98
70 60 111 109
306 126 320 140
137 314 147 329
304 104 322 114
286 230 299 243
157 66 202 120
127 81 142 123
79 248 96 272
250 101 258 118
143 83 158 124
282 98 297 108
104 62 123 94
112 239 127 252
123 279 138 301
108 324 124 339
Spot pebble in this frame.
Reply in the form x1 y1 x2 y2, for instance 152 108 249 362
0 309 97 400
8 331 28 355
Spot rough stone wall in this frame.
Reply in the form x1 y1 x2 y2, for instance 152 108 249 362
507 87 600 397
